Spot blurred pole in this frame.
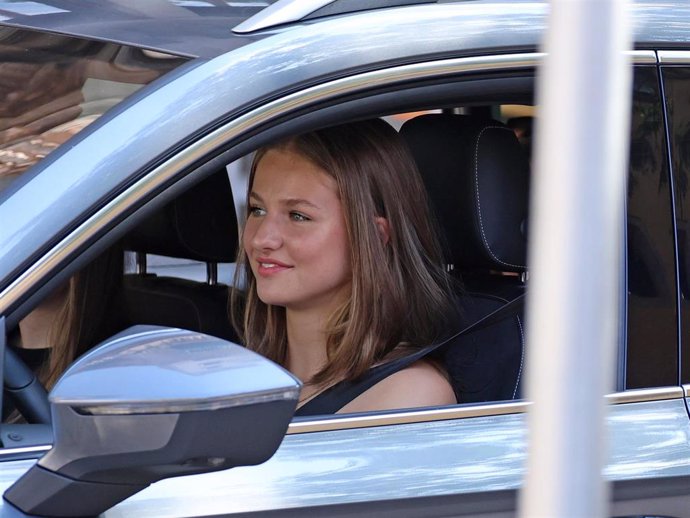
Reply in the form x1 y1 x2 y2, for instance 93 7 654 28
519 1 631 517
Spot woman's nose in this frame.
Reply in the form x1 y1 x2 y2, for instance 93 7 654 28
249 216 282 250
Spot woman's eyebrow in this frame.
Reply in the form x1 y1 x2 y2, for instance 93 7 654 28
249 192 320 210
283 198 320 210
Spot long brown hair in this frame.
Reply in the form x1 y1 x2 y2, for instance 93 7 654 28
232 119 454 387
41 246 124 389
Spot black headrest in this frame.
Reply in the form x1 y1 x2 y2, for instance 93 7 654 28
400 114 529 272
125 171 238 263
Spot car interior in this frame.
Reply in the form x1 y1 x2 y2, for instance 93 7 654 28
400 113 528 403
122 170 240 344
2 72 542 427
4 63 669 433
114 104 534 410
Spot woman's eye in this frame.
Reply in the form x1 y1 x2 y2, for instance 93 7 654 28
248 206 266 217
290 212 310 222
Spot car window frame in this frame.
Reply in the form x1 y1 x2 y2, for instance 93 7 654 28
1 50 681 444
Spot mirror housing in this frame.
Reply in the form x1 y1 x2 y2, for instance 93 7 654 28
3 326 300 517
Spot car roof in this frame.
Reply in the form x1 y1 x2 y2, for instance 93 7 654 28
1 0 690 60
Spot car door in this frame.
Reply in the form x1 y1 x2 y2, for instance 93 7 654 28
101 56 690 518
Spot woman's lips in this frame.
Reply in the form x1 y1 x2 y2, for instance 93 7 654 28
256 258 292 276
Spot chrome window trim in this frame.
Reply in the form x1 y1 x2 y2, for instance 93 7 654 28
288 401 531 434
658 51 690 64
684 385 690 397
631 50 660 64
286 386 682 434
0 444 51 460
605 386 683 404
0 50 657 314
0 388 680 453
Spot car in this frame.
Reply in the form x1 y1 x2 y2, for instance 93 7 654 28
0 0 689 516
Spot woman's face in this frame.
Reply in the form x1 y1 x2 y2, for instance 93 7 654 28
243 147 352 314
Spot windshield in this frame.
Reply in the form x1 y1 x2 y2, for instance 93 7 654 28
0 26 188 193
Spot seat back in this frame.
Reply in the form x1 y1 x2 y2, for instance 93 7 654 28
123 170 240 342
400 114 529 402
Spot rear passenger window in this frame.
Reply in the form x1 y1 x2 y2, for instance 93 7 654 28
626 66 677 389
662 66 690 385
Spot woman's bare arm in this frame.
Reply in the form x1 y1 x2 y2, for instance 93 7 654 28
338 360 456 414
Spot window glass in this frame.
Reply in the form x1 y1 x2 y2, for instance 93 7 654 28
0 27 188 193
626 66 677 388
474 81 675 391
661 66 690 384
470 74 675 390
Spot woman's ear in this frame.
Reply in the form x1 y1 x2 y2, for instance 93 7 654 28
375 216 390 245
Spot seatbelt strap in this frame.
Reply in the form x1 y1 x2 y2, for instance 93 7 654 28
295 292 526 416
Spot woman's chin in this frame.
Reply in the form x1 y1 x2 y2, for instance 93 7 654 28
256 288 290 308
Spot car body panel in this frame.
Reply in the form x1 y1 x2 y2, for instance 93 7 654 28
107 398 690 516
2 0 690 57
0 398 688 515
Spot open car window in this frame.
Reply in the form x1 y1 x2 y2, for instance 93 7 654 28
0 59 676 435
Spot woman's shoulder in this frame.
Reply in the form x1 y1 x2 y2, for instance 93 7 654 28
338 359 456 414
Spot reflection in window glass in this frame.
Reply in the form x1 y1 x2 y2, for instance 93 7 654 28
662 66 690 384
626 67 677 388
0 28 188 193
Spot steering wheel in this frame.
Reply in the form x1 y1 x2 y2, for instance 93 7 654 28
3 347 51 424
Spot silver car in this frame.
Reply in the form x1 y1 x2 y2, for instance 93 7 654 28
0 0 689 516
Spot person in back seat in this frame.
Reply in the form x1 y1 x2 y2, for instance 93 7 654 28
10 246 125 389
5 246 125 422
231 119 459 414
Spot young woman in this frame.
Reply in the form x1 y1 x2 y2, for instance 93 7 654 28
232 119 458 414
11 247 125 389
4 246 124 422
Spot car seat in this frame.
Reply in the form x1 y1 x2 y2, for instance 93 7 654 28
400 114 529 402
122 170 240 342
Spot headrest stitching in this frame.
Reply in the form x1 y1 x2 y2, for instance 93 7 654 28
474 126 526 269
512 315 525 399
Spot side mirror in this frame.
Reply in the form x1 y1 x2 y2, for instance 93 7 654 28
3 326 300 517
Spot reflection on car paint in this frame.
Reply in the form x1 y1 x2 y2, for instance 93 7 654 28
74 400 689 516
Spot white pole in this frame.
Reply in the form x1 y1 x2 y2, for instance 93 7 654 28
519 0 631 517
